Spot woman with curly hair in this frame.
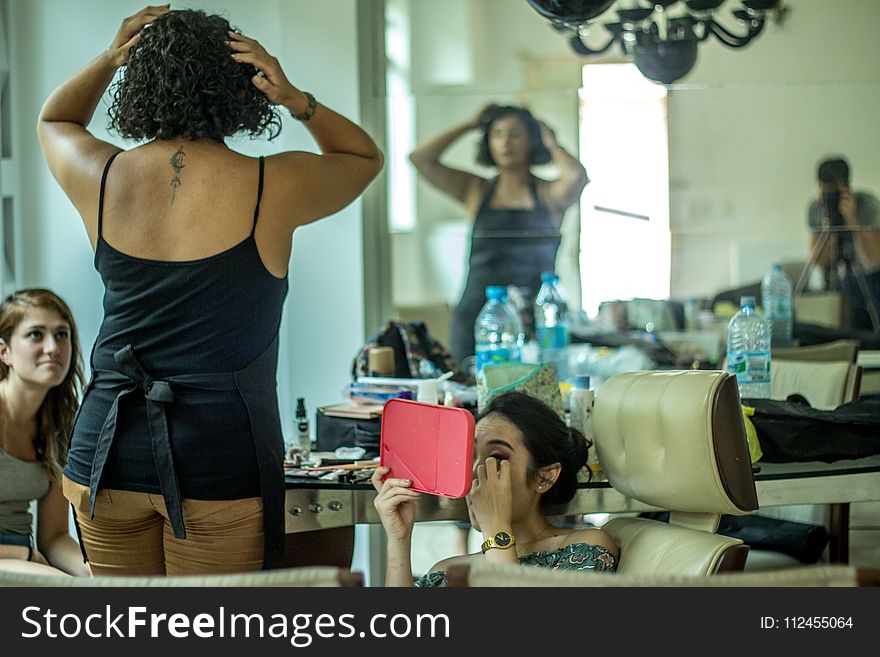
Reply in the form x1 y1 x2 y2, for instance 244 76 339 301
0 289 89 577
37 5 383 575
409 104 587 363
371 391 618 586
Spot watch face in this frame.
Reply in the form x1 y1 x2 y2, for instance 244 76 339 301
494 531 512 547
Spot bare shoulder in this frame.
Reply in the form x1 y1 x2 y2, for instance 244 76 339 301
258 150 314 186
536 170 586 212
563 527 620 558
260 149 381 231
428 551 481 574
533 175 561 198
464 176 490 219
263 149 313 166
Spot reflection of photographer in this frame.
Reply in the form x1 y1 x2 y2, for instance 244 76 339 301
807 156 880 331
821 189 845 226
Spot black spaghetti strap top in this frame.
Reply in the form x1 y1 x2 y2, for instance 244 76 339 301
64 152 289 566
450 176 561 361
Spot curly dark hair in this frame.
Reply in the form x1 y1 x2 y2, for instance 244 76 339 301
477 391 591 510
475 105 552 168
108 9 282 142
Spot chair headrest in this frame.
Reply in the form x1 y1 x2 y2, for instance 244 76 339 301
770 359 853 410
0 566 363 587
447 561 871 587
593 370 758 515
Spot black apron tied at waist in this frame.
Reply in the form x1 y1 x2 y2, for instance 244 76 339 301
88 345 238 540
450 175 561 362
84 337 285 569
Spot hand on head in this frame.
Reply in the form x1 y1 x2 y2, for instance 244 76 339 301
371 466 421 542
467 456 513 533
107 4 171 67
471 103 499 129
227 32 298 106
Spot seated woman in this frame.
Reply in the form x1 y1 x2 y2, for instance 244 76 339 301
0 289 90 577
371 391 618 586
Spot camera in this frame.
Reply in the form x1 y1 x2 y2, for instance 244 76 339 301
821 189 844 226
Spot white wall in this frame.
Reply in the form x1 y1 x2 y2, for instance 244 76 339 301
668 0 880 299
9 0 369 438
394 0 583 311
390 0 880 308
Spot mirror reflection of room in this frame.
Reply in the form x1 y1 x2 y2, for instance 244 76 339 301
5 0 880 590
377 0 880 583
385 0 880 382
408 102 587 363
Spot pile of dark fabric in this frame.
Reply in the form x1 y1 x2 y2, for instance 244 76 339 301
634 392 880 564
639 512 829 564
744 397 880 463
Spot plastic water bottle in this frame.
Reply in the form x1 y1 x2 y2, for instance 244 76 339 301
569 375 598 472
475 286 524 372
761 263 793 345
726 296 772 399
534 272 570 379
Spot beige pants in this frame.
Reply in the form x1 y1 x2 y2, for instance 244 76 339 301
63 475 263 576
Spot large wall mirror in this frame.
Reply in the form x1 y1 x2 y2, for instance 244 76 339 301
372 0 880 353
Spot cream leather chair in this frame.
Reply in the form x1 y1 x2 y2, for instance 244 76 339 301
445 560 878 587
592 370 758 576
773 339 859 364
769 339 861 410
770 359 861 410
0 566 363 587
750 348 862 569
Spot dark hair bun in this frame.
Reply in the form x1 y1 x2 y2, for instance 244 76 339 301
566 425 591 472
478 391 589 508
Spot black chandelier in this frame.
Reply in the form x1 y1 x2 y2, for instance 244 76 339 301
526 0 785 85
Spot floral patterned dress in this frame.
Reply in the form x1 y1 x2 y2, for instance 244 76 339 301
414 542 618 587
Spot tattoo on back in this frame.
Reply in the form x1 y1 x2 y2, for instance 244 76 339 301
170 146 186 202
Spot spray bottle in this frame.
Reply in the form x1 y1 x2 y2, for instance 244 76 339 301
295 397 310 462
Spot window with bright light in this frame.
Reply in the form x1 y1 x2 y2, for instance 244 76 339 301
579 64 671 317
385 0 416 232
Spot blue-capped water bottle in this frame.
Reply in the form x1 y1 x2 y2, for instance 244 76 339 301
475 286 524 372
726 296 772 399
761 263 793 345
534 272 570 379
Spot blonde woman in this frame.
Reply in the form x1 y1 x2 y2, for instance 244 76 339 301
0 289 89 576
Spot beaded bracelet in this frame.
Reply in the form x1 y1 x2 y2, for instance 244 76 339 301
289 91 317 122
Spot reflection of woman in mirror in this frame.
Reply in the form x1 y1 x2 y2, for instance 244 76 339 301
409 104 588 363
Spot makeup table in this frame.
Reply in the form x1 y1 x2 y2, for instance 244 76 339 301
285 454 880 563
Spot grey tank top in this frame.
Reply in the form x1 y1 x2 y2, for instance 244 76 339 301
0 448 49 535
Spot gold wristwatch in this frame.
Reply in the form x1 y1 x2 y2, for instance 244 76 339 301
481 530 515 553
